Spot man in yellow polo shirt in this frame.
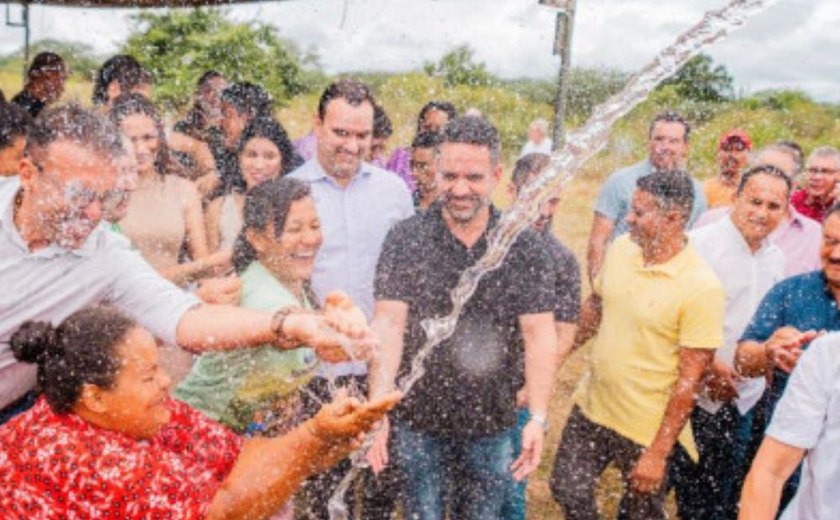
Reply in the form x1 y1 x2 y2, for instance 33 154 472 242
550 170 725 520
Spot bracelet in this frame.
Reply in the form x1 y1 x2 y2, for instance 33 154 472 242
529 413 548 432
270 306 305 349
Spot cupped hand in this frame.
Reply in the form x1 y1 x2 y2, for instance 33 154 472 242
196 275 241 305
764 327 819 373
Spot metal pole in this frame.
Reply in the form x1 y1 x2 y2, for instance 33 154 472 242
552 1 576 150
22 1 30 78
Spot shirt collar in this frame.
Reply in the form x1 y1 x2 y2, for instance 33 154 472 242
429 202 501 249
633 235 696 277
0 177 99 258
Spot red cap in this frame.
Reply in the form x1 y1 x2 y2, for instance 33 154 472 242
719 129 752 151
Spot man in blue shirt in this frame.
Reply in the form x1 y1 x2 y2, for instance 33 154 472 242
585 111 707 285
735 204 840 512
289 79 414 520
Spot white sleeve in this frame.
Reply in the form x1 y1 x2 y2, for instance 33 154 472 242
105 246 200 345
766 335 838 449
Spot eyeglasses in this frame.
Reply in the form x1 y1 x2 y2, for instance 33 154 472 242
806 167 839 177
33 161 128 210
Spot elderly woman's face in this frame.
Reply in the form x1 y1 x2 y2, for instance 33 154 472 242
93 327 172 439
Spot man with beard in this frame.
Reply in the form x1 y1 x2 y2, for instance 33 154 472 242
288 79 414 520
734 204 840 513
586 112 706 285
704 129 752 208
790 147 840 222
0 104 370 425
368 116 558 520
677 165 790 519
551 171 724 520
502 152 581 520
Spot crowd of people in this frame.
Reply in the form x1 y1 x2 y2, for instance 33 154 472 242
0 49 838 520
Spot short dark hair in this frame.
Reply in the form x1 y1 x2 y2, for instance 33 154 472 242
440 116 501 165
417 100 457 132
316 79 376 121
736 164 792 198
92 55 153 106
373 104 393 140
26 51 66 79
236 116 297 178
221 82 273 118
511 153 551 192
232 177 313 274
25 103 122 159
648 111 691 142
636 170 695 220
411 130 443 151
0 101 32 150
197 70 223 90
11 306 136 414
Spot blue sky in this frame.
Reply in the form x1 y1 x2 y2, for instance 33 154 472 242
2 0 838 101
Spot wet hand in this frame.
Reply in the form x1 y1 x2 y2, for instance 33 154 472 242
510 421 544 481
365 416 390 474
630 449 667 494
323 291 369 340
764 327 819 373
706 359 741 402
310 390 401 441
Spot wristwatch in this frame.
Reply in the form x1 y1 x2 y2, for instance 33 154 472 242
270 306 304 349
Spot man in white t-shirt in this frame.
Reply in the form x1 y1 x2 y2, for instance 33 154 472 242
739 333 840 519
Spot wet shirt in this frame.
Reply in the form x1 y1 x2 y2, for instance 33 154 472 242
176 260 317 433
0 178 200 410
594 159 707 238
10 90 45 118
790 189 833 223
740 270 840 411
289 158 414 378
0 397 241 519
544 232 582 324
574 234 725 461
766 334 840 520
375 204 556 437
690 216 785 415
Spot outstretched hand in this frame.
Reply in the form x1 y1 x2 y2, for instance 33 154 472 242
764 327 819 373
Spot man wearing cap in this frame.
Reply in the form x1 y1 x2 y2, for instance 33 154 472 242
704 129 752 208
790 146 840 223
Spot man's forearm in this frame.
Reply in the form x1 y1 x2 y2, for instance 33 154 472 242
648 349 713 458
368 306 407 400
573 295 602 350
738 467 785 520
523 314 558 417
735 340 770 377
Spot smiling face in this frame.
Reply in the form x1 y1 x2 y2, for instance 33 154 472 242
314 98 374 184
730 172 789 249
822 213 840 289
87 327 173 440
437 142 501 224
240 137 283 190
19 140 119 249
248 196 323 284
648 121 688 171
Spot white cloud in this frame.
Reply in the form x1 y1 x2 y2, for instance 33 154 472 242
1 0 838 101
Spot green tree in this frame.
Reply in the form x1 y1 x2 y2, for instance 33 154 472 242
423 45 493 88
0 39 101 81
659 54 734 103
122 9 320 110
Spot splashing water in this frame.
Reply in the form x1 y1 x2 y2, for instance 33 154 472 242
328 1 783 518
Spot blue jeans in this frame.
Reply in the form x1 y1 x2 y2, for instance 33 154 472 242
393 421 516 520
501 408 530 520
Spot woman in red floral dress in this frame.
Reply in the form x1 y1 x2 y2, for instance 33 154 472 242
0 306 399 519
